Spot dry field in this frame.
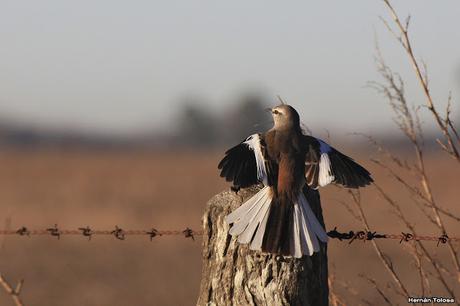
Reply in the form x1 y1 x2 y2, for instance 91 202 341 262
0 147 458 305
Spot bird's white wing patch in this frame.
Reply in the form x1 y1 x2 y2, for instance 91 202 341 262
243 134 268 185
318 139 335 187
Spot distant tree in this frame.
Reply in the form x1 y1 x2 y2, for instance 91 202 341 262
171 93 272 148
176 102 219 147
222 93 272 144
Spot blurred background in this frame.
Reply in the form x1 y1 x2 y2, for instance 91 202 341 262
0 1 459 305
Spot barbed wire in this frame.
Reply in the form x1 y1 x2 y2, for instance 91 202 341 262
0 225 458 246
326 227 458 246
0 225 200 241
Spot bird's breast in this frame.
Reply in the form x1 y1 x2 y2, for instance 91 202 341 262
277 153 305 198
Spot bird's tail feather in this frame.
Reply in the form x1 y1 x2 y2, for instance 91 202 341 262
225 188 328 258
225 186 272 249
293 192 329 256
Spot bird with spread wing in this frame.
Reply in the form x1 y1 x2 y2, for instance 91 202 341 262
218 103 373 258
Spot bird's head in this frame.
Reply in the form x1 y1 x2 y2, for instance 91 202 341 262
267 104 301 131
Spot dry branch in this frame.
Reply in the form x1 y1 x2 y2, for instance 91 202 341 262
374 3 460 284
0 274 24 306
381 0 460 161
347 190 412 300
373 183 457 300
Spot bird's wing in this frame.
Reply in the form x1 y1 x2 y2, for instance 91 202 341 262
303 135 373 189
218 133 275 188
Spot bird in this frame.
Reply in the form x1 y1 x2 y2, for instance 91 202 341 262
218 103 373 258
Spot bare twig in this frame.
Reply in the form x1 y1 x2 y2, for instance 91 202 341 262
373 183 457 299
371 158 460 222
0 274 24 306
381 0 460 161
359 275 393 306
329 273 348 306
373 14 460 281
347 190 412 300
408 245 432 303
353 132 411 171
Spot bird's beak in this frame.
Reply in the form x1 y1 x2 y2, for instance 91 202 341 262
265 107 273 113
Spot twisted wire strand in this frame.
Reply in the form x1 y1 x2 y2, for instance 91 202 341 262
0 226 458 246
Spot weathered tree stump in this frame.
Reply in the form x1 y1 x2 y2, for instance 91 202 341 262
197 186 328 306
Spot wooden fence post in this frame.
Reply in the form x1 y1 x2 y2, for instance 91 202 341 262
197 186 328 306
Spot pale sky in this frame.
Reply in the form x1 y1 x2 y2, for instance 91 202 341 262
0 1 459 136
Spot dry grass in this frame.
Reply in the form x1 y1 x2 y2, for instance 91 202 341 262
0 147 457 305
1 1 459 305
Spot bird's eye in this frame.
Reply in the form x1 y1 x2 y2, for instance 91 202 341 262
273 110 280 115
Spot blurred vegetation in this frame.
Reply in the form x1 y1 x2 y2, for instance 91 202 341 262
0 91 456 150
176 102 220 147
0 93 272 149
174 93 271 147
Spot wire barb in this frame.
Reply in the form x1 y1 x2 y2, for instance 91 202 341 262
0 225 457 246
182 228 195 241
78 226 93 240
146 228 161 241
327 227 354 241
437 234 449 246
327 228 387 244
111 226 125 240
349 230 366 244
366 231 387 240
46 224 61 240
16 227 30 237
400 232 414 243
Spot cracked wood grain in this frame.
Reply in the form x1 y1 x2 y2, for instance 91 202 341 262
197 186 328 306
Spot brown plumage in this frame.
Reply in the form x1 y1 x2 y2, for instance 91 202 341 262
218 103 373 257
261 106 308 254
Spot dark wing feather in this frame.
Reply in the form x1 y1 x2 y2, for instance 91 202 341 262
218 143 258 188
303 135 373 189
328 148 373 188
218 134 270 189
